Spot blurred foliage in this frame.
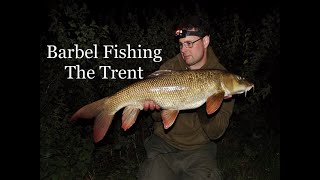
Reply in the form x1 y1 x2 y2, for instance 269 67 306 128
40 1 279 179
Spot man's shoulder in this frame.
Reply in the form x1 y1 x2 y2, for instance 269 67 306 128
160 54 181 70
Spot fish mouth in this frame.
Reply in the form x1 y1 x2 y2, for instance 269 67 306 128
244 84 254 97
235 84 255 97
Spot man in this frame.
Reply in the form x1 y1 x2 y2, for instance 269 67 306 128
138 16 235 180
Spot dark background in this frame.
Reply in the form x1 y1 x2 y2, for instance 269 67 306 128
40 0 280 179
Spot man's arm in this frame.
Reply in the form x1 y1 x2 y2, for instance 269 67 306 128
197 99 235 140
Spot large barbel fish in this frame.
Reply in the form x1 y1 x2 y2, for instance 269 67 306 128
70 69 254 142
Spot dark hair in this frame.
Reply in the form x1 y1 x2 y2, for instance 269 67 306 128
177 16 210 36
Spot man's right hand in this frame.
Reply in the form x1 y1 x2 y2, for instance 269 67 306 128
143 101 161 111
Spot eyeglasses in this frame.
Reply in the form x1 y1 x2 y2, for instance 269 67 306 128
178 37 204 49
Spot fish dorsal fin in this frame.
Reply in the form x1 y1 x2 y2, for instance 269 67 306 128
122 106 141 131
206 92 224 114
161 109 179 129
147 70 173 78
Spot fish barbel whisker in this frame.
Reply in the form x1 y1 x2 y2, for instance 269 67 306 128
245 84 255 97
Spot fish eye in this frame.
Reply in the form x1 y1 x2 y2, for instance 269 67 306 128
236 75 245 80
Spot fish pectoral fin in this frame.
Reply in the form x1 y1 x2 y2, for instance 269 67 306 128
93 111 114 143
161 109 179 129
122 106 141 131
206 92 224 115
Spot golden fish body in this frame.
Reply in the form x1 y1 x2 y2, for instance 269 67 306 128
71 69 254 142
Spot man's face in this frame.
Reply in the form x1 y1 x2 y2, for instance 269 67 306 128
179 35 206 67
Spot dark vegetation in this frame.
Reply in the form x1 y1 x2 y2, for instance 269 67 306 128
40 1 280 179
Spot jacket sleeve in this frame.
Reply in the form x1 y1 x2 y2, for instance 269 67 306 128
197 98 235 140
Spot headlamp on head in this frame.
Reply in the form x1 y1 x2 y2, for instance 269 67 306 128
175 29 206 39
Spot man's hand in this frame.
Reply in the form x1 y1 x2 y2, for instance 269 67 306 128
143 100 161 111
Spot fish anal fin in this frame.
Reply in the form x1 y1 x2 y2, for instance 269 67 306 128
121 106 141 131
93 111 114 143
206 92 224 115
161 109 179 129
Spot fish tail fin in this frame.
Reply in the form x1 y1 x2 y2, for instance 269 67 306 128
70 98 107 121
70 97 114 143
93 112 114 143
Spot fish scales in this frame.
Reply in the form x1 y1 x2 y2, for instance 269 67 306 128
106 70 220 113
70 69 254 142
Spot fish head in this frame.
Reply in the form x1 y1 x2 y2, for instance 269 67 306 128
222 73 254 96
